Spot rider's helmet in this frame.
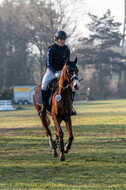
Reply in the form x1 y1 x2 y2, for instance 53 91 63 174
54 30 67 41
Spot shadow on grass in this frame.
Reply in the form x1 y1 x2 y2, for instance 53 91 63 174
0 151 125 189
0 124 126 189
74 101 112 106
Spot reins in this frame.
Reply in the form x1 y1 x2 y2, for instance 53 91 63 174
59 78 83 90
58 64 83 90
59 82 71 90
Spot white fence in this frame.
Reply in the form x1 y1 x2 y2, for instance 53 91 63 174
0 100 16 111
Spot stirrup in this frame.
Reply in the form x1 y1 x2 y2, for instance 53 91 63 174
38 108 46 116
71 108 77 116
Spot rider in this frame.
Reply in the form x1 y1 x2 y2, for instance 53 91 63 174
39 30 77 116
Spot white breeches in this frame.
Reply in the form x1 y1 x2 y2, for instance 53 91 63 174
41 68 61 90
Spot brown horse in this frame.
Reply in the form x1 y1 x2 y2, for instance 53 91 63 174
34 58 80 161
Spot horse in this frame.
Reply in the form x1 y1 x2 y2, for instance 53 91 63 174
34 58 80 161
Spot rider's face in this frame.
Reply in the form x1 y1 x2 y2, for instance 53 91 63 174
57 38 66 46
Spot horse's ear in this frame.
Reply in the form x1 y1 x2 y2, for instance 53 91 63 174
74 57 77 64
66 58 70 66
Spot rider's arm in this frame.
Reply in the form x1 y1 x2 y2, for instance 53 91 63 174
46 47 56 74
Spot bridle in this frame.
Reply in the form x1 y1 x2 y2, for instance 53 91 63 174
58 65 79 90
65 65 79 84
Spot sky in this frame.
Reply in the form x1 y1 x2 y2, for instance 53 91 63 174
0 0 124 34
85 0 124 33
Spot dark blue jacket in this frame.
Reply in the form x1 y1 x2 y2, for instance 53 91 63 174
46 44 70 73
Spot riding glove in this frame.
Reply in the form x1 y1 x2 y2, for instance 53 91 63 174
55 72 60 78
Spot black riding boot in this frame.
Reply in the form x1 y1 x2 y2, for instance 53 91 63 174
71 91 77 116
38 90 48 116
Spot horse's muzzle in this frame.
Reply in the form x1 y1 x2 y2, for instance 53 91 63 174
73 80 80 90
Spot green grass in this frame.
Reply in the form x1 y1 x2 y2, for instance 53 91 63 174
0 99 126 189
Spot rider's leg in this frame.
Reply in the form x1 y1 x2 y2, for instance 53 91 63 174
39 89 48 116
39 68 55 116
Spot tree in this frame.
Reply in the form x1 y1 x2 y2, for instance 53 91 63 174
0 0 35 89
25 0 85 81
76 10 125 98
0 0 86 93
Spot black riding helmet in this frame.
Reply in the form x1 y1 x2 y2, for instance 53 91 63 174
54 30 67 41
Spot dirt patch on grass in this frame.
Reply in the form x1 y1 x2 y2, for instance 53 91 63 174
0 150 44 157
75 133 126 137
0 125 42 136
0 125 41 130
0 131 42 137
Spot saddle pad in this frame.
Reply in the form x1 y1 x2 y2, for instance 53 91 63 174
37 88 43 105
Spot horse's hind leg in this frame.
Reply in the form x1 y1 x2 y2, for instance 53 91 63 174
64 117 74 153
48 136 57 157
40 115 57 157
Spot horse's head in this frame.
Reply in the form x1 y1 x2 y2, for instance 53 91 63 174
65 57 80 90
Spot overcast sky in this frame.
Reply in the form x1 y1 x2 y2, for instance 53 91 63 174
0 0 124 34
67 0 124 39
83 0 124 33
86 0 124 25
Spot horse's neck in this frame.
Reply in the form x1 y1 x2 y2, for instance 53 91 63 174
57 69 69 95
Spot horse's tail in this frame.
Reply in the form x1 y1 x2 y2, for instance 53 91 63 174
34 84 51 127
34 84 42 112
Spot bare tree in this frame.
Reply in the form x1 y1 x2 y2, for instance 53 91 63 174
24 0 86 82
0 0 87 91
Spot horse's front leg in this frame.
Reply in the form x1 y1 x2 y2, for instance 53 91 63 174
52 115 65 161
64 117 74 153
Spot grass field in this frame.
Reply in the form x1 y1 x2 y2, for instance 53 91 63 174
0 99 126 190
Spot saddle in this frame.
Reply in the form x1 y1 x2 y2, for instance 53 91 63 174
37 78 58 111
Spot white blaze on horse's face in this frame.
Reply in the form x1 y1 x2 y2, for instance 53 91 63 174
72 72 80 90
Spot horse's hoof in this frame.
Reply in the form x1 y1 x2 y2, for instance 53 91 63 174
64 144 70 153
59 157 65 161
53 149 58 157
64 149 68 154
59 153 65 161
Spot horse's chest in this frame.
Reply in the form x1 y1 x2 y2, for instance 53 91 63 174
57 100 70 109
64 100 69 107
53 94 72 116
61 99 72 114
